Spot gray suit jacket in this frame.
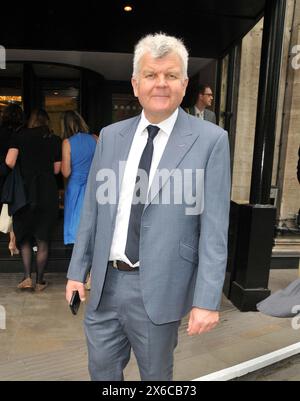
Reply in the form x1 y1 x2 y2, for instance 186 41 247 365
186 106 217 124
67 108 231 324
204 109 217 124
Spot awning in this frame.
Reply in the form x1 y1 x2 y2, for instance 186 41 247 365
1 0 265 58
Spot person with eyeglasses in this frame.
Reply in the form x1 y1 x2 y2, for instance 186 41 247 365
187 84 216 124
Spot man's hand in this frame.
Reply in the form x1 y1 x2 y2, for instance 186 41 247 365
66 279 86 303
187 307 219 336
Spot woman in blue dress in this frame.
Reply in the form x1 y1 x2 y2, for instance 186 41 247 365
62 111 97 245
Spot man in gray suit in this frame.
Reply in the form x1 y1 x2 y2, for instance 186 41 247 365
187 84 217 124
66 33 230 381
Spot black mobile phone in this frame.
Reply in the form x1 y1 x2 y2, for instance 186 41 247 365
69 290 81 315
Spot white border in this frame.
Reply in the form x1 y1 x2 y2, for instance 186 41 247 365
193 342 300 381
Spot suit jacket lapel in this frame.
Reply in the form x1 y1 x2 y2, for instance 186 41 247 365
189 106 195 116
145 109 198 208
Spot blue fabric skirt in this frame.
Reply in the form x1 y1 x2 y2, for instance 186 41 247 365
64 173 87 244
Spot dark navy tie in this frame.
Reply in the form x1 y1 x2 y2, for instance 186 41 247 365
125 125 160 264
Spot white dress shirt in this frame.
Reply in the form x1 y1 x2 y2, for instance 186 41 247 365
194 106 204 120
109 108 179 267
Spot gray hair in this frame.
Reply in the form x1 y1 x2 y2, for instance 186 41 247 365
132 33 189 80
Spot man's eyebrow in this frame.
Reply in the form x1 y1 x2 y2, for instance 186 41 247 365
142 68 180 73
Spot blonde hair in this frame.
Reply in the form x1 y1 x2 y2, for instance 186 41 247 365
63 110 89 138
133 33 189 79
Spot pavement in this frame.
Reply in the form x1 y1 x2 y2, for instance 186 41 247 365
0 269 300 381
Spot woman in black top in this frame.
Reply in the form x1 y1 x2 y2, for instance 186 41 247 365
6 109 62 290
0 104 25 255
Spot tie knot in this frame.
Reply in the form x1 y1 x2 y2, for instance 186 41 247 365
147 125 160 141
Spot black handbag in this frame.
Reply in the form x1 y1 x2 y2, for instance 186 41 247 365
1 163 27 216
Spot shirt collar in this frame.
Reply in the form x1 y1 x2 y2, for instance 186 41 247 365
137 108 179 137
194 106 204 117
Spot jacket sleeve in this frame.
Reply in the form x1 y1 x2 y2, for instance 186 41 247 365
66 133 103 283
193 130 231 310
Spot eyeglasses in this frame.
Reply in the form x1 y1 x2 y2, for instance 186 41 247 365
203 93 213 97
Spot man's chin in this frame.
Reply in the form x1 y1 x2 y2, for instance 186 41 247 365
148 106 172 115
144 108 174 122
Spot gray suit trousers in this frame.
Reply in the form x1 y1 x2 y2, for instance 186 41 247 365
84 265 181 381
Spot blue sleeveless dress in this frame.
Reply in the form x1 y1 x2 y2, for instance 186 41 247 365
64 133 96 244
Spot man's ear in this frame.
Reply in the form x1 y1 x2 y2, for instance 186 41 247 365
131 78 138 97
182 78 189 97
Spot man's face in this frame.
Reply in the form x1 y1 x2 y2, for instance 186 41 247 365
199 87 214 107
131 52 188 123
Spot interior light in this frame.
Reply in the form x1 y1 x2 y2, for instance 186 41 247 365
124 5 133 12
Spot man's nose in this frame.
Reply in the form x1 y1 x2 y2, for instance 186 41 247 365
156 75 167 86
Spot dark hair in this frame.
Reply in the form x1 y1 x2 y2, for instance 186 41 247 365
63 110 89 139
190 83 212 106
28 108 50 129
197 84 211 95
1 103 25 130
27 108 52 138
